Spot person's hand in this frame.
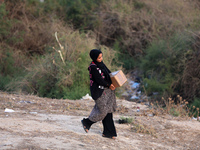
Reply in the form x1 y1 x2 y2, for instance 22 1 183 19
109 84 115 90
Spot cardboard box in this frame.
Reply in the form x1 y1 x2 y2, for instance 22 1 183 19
109 70 127 88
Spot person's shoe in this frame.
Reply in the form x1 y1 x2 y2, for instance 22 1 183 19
81 119 89 133
102 134 116 139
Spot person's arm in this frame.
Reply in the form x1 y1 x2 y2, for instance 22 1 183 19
104 66 115 90
90 66 111 87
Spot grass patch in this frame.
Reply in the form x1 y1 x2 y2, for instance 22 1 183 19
119 116 134 124
131 120 156 137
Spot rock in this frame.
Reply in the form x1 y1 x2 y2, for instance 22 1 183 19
81 94 92 100
4 108 15 113
19 100 34 104
29 112 37 114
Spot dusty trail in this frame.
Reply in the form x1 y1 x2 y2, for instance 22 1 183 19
0 91 199 150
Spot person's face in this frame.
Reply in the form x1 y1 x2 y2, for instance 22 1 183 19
96 53 103 62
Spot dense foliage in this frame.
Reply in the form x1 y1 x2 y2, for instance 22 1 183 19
0 0 200 116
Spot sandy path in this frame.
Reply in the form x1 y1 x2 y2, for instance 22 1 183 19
0 91 200 150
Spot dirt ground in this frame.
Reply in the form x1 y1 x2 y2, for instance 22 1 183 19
0 91 200 150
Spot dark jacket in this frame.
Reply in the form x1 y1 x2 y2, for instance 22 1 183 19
88 62 111 100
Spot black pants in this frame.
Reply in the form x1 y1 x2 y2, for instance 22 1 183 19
102 113 117 137
83 113 117 137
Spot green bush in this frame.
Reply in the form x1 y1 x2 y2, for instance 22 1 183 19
133 0 146 10
39 0 102 29
113 41 136 70
0 48 25 90
143 78 168 96
0 75 12 91
0 3 11 41
169 108 180 117
119 116 134 124
63 51 91 99
0 51 15 76
64 0 102 28
7 26 118 99
189 98 200 118
140 32 193 96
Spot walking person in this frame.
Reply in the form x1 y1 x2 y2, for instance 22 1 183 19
81 49 117 139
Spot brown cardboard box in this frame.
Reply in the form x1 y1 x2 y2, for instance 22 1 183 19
109 70 127 88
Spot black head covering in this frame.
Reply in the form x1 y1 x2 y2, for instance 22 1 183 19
89 49 102 62
89 49 112 84
89 49 105 67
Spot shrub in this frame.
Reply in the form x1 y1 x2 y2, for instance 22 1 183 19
0 2 11 41
119 116 134 124
0 44 26 90
149 96 189 117
189 98 200 118
140 32 193 97
43 0 102 29
8 24 118 99
4 0 56 55
169 108 180 117
112 41 136 70
177 39 200 101
143 78 168 96
131 120 156 137
95 0 200 57
0 75 12 91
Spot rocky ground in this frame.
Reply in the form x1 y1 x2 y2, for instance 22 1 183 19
0 91 200 150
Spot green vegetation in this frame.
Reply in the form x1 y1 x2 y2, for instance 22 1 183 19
141 32 194 97
7 28 117 99
0 3 10 41
119 116 134 124
0 0 200 112
189 98 200 118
